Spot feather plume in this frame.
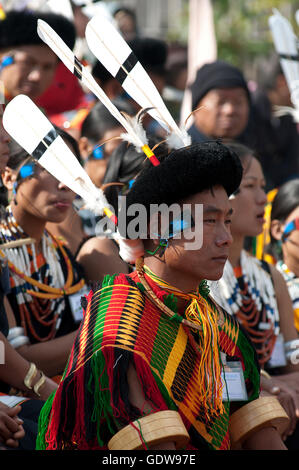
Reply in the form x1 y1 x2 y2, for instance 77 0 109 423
119 107 148 148
85 15 191 149
269 9 299 111
3 95 116 223
37 19 158 163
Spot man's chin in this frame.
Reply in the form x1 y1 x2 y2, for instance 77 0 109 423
206 270 225 282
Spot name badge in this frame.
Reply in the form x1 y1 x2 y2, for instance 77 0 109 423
221 361 248 401
69 285 91 323
0 395 29 407
267 333 287 368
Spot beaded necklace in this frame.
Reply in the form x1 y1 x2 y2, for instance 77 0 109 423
209 250 280 366
276 260 299 332
0 206 85 342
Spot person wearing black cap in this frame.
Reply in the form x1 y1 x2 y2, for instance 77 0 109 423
188 59 299 191
0 9 76 103
188 60 250 143
37 141 287 450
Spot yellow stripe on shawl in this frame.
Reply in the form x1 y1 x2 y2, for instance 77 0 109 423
163 325 187 390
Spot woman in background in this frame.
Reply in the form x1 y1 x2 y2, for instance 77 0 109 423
269 178 299 333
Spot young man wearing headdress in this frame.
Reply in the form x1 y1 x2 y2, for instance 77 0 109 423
37 141 288 451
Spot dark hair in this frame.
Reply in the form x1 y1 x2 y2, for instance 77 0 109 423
92 60 114 86
256 54 283 91
271 179 299 223
80 100 134 145
113 7 136 22
124 141 243 229
102 137 169 213
128 37 168 77
267 179 299 259
223 141 256 174
0 10 76 51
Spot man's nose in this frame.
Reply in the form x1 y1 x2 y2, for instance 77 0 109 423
222 101 235 115
27 67 43 81
215 225 233 247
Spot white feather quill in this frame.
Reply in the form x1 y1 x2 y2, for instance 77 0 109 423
269 9 299 113
3 95 117 224
85 14 191 149
37 19 160 165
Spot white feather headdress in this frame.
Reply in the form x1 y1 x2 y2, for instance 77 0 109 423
3 95 116 224
3 95 148 263
85 14 191 150
36 19 160 166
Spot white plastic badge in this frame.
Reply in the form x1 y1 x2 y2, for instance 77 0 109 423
267 333 287 368
69 285 90 323
221 361 248 402
0 395 29 407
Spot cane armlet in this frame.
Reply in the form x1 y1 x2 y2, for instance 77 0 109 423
108 410 190 450
229 396 289 449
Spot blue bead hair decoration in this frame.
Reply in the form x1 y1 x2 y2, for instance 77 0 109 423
0 55 14 71
282 218 299 242
19 162 35 180
92 145 104 160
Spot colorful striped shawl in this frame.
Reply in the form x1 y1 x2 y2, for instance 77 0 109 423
37 271 260 450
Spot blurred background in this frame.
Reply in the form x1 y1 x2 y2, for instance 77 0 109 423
2 0 299 80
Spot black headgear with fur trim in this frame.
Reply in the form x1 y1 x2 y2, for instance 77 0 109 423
0 10 76 51
125 141 242 212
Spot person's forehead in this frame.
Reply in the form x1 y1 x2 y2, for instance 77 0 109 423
184 186 232 212
242 157 264 180
12 44 57 63
208 87 248 99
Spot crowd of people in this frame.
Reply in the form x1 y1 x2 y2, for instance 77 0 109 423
0 2 299 452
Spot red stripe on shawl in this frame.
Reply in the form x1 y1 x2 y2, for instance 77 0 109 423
65 289 93 376
218 329 238 358
101 275 131 348
130 271 168 363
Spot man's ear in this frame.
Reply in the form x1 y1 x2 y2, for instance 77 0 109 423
78 136 93 161
1 166 16 191
270 219 283 241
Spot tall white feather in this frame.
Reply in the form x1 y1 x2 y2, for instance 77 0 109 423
3 95 115 221
37 19 148 153
85 14 191 149
269 9 299 113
